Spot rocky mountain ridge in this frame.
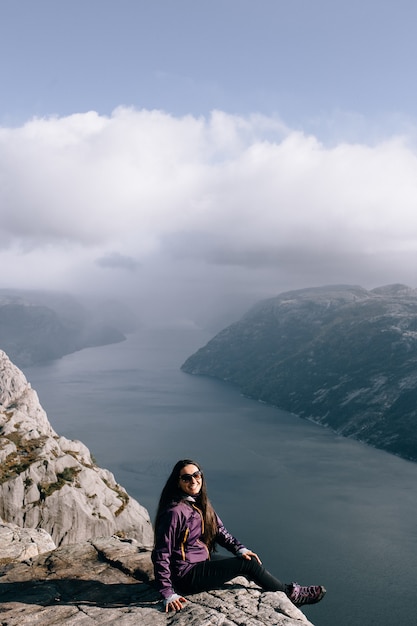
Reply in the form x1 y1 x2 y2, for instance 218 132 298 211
181 284 417 462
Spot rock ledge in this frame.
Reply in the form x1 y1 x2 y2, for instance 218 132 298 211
0 536 315 626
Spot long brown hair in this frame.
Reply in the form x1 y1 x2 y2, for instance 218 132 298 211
154 459 218 552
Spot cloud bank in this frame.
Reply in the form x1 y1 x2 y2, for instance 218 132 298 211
1 107 417 326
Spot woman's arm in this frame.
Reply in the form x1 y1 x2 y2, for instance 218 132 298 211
215 514 246 553
215 515 262 564
152 508 188 610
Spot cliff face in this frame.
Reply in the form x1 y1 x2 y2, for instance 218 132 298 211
0 349 153 548
182 284 417 462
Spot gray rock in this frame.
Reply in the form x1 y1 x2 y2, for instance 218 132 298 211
0 349 153 548
0 536 315 626
0 519 56 564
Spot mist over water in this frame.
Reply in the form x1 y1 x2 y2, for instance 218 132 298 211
25 329 417 626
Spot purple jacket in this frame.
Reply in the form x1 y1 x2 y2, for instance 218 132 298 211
152 498 246 600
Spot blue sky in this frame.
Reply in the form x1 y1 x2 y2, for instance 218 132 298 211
1 1 417 326
3 1 417 134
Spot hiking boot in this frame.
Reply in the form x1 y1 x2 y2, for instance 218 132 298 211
287 583 326 606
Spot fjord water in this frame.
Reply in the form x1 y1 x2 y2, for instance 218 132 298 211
25 328 417 626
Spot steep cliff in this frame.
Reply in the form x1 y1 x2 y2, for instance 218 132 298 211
0 349 153 547
182 284 417 462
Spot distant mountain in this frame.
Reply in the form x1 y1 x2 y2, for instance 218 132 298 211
182 284 417 462
0 289 131 367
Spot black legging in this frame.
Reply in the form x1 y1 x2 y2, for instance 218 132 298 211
175 556 288 595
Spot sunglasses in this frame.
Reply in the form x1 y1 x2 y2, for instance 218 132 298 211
179 470 203 483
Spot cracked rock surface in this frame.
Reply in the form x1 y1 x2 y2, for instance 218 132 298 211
0 536 315 625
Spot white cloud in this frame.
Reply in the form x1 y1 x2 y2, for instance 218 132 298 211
1 107 417 325
96 251 140 272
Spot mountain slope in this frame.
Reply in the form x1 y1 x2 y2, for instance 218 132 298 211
182 284 417 462
0 289 127 367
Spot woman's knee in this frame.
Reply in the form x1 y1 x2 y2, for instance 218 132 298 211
239 556 265 577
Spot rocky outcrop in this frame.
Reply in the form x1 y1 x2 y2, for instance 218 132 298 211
0 349 153 548
0 536 315 626
182 284 417 462
0 519 56 564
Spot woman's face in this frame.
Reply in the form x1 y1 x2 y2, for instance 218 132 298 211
178 463 203 497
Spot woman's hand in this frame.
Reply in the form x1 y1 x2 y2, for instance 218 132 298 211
165 595 187 612
241 549 262 564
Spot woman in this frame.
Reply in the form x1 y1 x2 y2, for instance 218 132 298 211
152 459 326 612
